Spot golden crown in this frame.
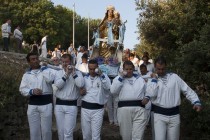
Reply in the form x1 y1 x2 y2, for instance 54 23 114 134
106 5 115 11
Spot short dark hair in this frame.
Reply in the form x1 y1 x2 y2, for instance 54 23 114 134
61 54 72 61
123 60 134 69
143 51 149 57
140 64 147 69
130 53 135 57
136 55 140 60
26 52 38 62
82 53 88 59
88 59 98 66
142 55 149 60
154 55 167 65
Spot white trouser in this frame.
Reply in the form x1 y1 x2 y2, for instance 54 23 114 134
154 113 180 140
54 105 78 140
27 103 52 140
117 107 147 140
150 111 155 140
52 84 57 105
145 101 151 124
106 94 118 124
143 102 151 140
81 108 104 140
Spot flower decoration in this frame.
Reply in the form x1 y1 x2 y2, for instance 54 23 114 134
94 56 105 65
107 57 120 66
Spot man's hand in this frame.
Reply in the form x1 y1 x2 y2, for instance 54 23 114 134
150 73 158 79
142 98 149 105
41 61 48 66
193 105 202 112
33 88 42 95
80 87 86 96
119 69 127 78
65 65 74 76
95 68 102 76
71 66 76 76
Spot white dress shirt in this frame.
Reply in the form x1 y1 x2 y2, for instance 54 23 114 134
145 73 201 108
81 73 111 105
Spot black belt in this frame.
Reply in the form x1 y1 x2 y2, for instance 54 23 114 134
56 98 77 106
29 94 52 105
118 100 145 108
152 104 180 116
81 101 104 110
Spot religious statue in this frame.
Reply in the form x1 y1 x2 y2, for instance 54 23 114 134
91 5 126 67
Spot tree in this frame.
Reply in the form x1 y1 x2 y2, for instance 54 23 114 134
136 0 210 139
0 0 101 51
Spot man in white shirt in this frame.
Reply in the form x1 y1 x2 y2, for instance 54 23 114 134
76 46 85 68
141 55 155 72
1 19 12 51
80 59 111 140
77 53 89 75
52 47 61 59
68 43 73 54
139 64 152 82
53 54 84 140
139 64 154 140
40 35 48 58
142 56 202 140
19 52 55 140
14 25 23 52
110 60 148 140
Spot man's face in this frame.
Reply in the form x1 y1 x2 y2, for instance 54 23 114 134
7 20 11 25
143 57 148 63
82 58 87 63
155 63 166 77
140 67 147 75
129 56 134 60
123 64 134 78
53 57 60 66
88 63 98 77
28 55 40 69
80 47 84 52
62 57 71 69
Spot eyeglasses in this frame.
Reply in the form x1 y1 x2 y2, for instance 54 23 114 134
53 59 59 61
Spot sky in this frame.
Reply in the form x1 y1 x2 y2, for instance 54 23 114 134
51 0 140 50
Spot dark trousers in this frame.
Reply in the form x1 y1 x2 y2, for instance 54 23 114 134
15 38 22 52
3 37 9 51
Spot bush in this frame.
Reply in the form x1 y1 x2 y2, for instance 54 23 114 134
180 96 210 140
0 55 29 139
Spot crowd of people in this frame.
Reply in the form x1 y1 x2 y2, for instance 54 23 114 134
2 18 202 140
19 49 202 140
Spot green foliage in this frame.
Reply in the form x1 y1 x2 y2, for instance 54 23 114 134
0 0 100 50
136 0 210 138
136 0 209 55
175 22 210 87
0 59 29 139
181 96 210 140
